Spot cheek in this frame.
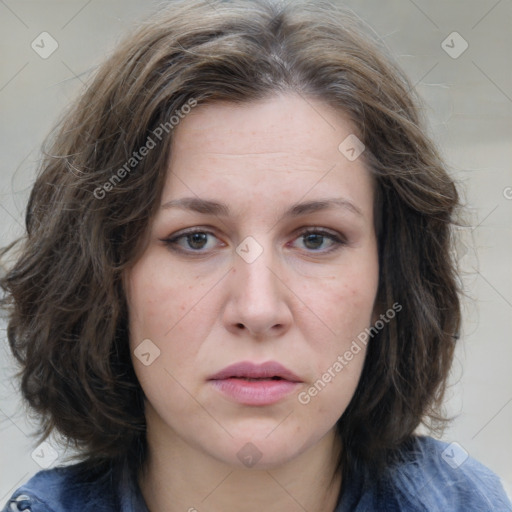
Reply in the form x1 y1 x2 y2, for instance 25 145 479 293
294 256 378 388
126 253 222 381
297 345 367 434
126 261 200 406
301 274 378 341
126 253 197 342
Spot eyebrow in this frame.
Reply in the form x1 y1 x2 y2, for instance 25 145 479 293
160 197 363 218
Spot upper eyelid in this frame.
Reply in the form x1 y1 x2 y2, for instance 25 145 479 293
163 227 345 252
164 226 342 240
164 228 219 245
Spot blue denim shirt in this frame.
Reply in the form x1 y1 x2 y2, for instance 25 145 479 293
3 436 511 511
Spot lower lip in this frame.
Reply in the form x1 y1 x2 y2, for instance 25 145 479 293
209 378 299 406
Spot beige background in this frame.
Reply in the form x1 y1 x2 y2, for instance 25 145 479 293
1 0 511 503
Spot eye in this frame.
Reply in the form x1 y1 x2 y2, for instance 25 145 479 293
161 227 345 255
291 229 345 253
161 229 223 253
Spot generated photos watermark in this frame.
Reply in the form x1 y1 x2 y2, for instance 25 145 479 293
440 441 469 469
298 302 402 405
133 338 161 366
93 98 197 200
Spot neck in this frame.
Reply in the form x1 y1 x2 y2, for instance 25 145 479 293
138 423 342 512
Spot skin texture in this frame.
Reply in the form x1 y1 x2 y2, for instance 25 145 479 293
125 93 379 512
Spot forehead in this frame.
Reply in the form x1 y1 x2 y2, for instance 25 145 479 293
162 93 373 218
170 93 357 158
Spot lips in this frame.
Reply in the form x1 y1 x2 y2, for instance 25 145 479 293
208 361 302 406
208 361 302 383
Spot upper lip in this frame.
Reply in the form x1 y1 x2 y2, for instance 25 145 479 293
208 361 302 382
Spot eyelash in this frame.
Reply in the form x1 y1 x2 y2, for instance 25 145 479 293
161 227 346 255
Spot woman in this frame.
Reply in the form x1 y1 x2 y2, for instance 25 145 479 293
1 0 510 510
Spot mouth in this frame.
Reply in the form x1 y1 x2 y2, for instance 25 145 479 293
231 376 285 382
208 361 302 406
208 361 302 383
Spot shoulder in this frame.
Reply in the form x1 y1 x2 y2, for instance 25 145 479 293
381 436 512 511
1 461 119 512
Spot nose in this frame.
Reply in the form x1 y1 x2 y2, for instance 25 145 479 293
222 245 293 338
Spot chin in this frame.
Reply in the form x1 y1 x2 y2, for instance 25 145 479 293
210 428 322 471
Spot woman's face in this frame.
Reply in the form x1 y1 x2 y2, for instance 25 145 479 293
125 93 379 469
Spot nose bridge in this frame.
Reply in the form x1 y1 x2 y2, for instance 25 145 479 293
225 236 291 335
235 241 279 305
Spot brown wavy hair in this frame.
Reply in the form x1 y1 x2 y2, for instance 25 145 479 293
1 0 460 481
